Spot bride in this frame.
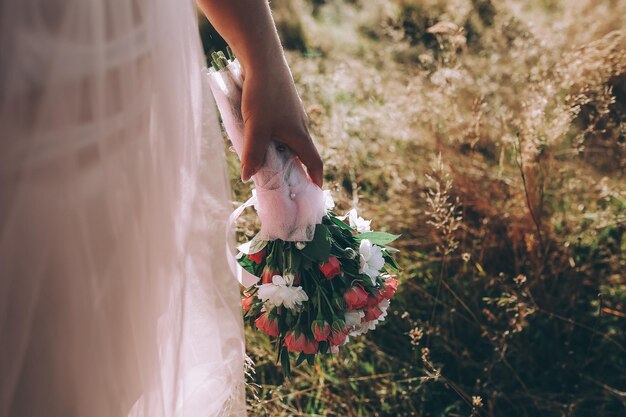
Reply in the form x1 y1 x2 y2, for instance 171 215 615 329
0 0 322 416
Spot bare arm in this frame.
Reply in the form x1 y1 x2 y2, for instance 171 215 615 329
197 0 323 186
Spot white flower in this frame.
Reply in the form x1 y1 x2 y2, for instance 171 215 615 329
359 239 385 284
350 299 390 336
323 189 335 211
295 241 306 250
347 209 371 233
344 310 365 327
257 275 308 311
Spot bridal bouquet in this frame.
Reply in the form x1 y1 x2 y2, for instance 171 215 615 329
207 50 400 373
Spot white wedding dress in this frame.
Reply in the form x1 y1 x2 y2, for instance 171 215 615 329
0 0 246 416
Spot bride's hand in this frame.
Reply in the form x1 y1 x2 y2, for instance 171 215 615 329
197 0 323 187
240 61 323 187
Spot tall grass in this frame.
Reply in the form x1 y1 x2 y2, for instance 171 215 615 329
201 0 625 415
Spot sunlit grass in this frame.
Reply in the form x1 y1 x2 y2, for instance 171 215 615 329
203 0 626 415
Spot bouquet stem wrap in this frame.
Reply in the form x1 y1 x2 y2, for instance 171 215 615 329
206 59 326 242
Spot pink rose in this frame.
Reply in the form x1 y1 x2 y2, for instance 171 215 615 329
242 295 254 312
364 305 383 321
380 277 398 299
254 312 279 337
284 332 319 354
343 285 369 310
328 329 348 346
366 290 385 307
319 256 341 279
311 320 331 342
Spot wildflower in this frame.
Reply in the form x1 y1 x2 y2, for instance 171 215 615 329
514 274 527 286
255 312 279 337
359 239 385 283
319 256 341 279
409 327 424 346
472 396 483 409
257 275 308 311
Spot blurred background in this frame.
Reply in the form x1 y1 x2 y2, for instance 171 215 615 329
200 1 625 416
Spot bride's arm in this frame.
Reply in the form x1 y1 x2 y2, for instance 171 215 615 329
197 0 324 187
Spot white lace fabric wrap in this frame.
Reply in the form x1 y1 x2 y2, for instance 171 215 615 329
207 62 325 242
0 1 245 416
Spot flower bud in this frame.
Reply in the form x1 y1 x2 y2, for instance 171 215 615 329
343 285 369 310
261 267 280 284
254 312 279 337
319 256 341 280
331 318 346 334
380 277 398 299
311 320 331 342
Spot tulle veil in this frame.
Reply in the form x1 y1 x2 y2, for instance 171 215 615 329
0 0 246 416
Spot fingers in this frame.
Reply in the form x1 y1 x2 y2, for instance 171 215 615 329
241 117 270 182
286 132 324 187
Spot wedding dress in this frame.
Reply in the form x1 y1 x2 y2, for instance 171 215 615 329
0 0 246 416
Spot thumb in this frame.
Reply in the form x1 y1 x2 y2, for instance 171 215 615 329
285 133 324 188
241 117 270 182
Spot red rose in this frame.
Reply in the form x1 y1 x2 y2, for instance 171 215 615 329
284 332 319 354
242 295 254 312
366 290 385 307
343 285 369 310
248 249 265 264
255 312 279 337
311 320 331 342
380 277 398 299
319 256 341 279
364 305 383 321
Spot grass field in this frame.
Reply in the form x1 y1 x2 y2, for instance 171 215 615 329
201 1 625 415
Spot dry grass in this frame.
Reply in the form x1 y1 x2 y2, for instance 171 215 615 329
202 0 626 415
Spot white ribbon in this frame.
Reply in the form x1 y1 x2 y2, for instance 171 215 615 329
226 194 261 288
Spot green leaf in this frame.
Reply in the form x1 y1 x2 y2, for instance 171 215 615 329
329 214 353 232
355 231 400 246
279 346 291 377
300 224 331 262
383 252 400 272
295 352 307 366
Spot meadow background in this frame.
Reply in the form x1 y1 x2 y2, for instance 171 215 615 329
200 1 626 415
